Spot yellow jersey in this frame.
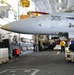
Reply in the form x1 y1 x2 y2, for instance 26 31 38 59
60 41 66 46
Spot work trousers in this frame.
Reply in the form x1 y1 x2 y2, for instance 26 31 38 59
61 46 65 52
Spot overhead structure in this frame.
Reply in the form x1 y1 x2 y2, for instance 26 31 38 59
32 0 74 14
0 0 11 7
0 0 11 12
0 5 10 11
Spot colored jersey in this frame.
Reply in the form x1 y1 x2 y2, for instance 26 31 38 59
60 41 66 46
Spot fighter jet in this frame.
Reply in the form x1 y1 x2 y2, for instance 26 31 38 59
1 12 74 35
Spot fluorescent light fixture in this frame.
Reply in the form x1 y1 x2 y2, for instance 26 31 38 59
59 7 62 10
58 0 62 3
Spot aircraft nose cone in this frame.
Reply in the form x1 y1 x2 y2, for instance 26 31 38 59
1 24 10 30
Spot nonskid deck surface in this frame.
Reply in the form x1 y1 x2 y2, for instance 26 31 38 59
0 51 74 75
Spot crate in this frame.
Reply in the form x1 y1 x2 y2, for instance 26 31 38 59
0 48 9 64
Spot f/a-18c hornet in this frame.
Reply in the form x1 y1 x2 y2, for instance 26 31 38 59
1 11 74 35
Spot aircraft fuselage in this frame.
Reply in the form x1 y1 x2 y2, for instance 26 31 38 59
1 12 74 34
